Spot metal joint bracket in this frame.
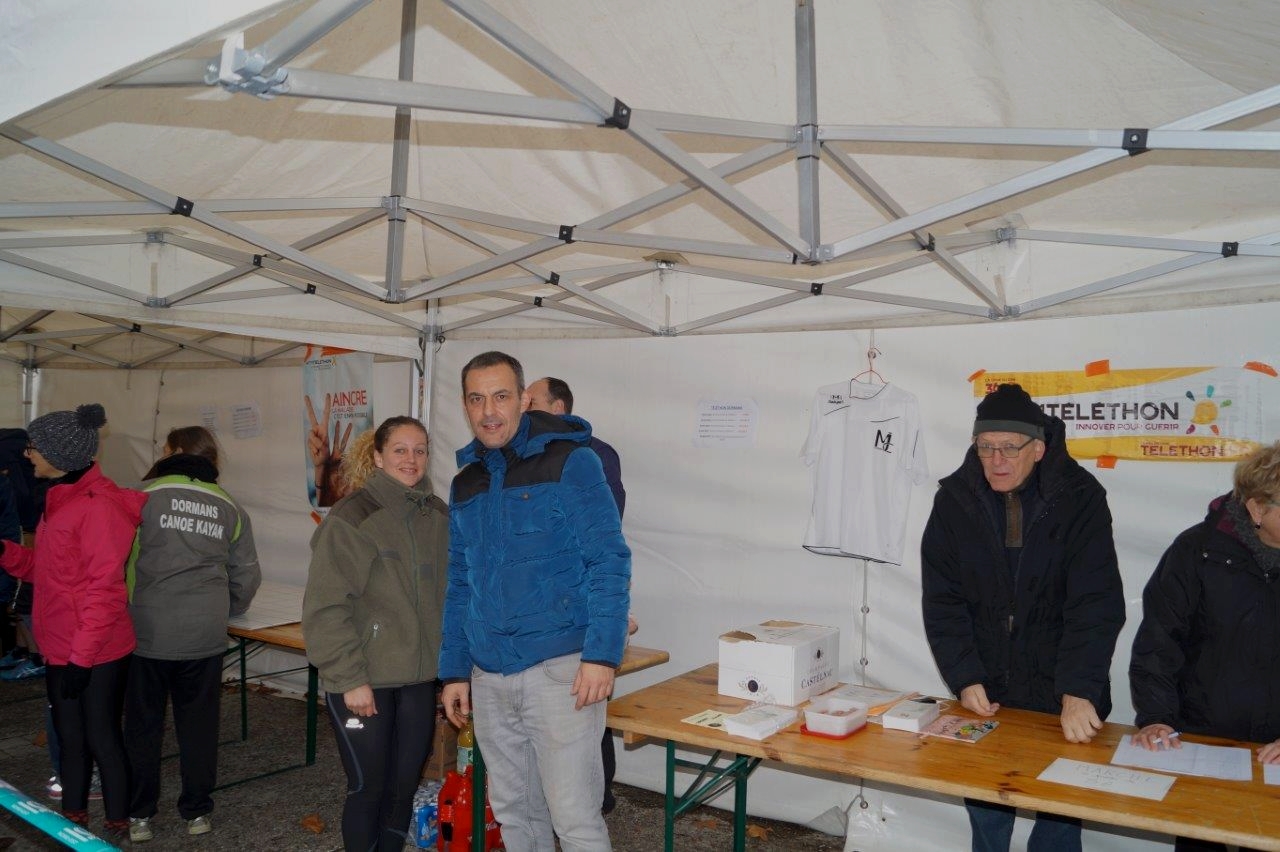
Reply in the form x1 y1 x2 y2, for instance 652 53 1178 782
815 244 835 262
1122 128 1149 156
205 34 290 100
924 233 936 251
145 231 164 244
383 196 405 222
533 296 544 307
252 254 263 268
1221 241 1239 257
1005 305 1022 317
558 225 575 244
810 282 824 295
547 272 561 286
145 296 167 308
130 323 141 333
603 99 631 129
796 124 819 160
657 326 677 337
385 289 405 304
305 284 317 295
171 197 194 217
996 227 1017 243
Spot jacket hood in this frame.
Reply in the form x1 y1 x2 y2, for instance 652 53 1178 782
47 462 147 525
944 414 1079 499
456 410 592 467
144 453 218 484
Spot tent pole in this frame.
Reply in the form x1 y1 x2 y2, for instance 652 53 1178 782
795 0 819 255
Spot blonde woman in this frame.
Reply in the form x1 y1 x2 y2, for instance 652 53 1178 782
303 416 448 852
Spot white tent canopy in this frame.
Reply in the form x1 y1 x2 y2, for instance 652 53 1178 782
2 0 1280 368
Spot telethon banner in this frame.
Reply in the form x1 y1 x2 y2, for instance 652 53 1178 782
303 345 374 514
973 362 1279 463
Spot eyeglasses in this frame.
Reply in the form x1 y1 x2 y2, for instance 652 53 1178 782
974 437 1036 459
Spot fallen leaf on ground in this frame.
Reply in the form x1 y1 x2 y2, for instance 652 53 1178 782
694 817 721 830
32 731 46 748
747 823 772 840
300 813 325 834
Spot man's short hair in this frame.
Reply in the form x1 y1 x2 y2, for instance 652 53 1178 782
540 377 574 414
461 351 525 394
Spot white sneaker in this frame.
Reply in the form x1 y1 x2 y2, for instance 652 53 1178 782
187 815 212 835
45 775 61 800
129 817 154 842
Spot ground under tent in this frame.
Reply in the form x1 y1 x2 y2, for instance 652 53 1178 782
4 0 1280 849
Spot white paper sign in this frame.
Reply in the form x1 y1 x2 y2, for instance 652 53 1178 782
693 398 758 448
1265 763 1280 786
227 581 304 630
1111 737 1252 782
1038 758 1175 801
199 404 218 433
230 402 262 439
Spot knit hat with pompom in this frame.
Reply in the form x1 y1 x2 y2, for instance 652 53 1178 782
27 403 107 472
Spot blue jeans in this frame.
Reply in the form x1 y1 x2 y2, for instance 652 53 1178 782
965 798 1081 852
471 653 609 852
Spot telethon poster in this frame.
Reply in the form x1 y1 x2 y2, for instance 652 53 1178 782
974 362 1279 463
302 345 374 514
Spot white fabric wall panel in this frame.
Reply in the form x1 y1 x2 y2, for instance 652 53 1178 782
0 362 25 428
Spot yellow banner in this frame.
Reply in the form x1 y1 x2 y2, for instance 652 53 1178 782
972 363 1279 463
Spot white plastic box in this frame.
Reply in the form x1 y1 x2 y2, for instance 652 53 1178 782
718 620 839 706
803 696 868 737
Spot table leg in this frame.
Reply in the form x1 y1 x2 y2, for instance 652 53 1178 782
305 663 318 765
238 637 248 741
665 740 676 852
733 755 749 852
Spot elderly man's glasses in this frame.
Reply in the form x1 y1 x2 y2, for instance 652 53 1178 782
974 437 1036 459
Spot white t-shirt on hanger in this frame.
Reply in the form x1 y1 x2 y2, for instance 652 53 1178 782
801 380 929 564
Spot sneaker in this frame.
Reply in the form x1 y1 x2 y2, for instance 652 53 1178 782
1 658 45 681
187 815 212 835
46 775 61 800
0 647 27 670
129 817 154 843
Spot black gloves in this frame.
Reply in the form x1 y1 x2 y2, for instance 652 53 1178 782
60 663 92 700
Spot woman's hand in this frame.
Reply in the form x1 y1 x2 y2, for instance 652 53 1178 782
1130 723 1180 751
343 684 376 717
1258 738 1280 764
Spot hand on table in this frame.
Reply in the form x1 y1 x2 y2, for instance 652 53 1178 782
959 683 999 716
572 662 615 710
1060 694 1103 743
1130 723 1180 751
344 684 376 717
1258 738 1280 764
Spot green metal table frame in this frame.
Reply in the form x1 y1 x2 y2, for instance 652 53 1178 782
217 634 319 789
665 741 761 852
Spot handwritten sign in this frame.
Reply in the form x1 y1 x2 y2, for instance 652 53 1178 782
1037 758 1175 801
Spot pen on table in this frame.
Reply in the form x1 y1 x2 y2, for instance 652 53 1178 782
1155 731 1181 748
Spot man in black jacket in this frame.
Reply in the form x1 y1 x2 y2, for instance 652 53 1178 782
922 383 1125 852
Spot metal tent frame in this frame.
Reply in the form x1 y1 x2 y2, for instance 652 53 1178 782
2 0 1280 370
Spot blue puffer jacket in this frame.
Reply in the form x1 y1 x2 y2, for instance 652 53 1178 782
439 411 631 678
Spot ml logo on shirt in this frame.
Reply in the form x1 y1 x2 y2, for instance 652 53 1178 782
874 428 895 453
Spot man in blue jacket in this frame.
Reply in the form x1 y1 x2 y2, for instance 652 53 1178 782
922 383 1124 852
440 351 630 852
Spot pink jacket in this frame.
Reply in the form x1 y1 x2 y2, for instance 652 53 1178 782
1 464 146 667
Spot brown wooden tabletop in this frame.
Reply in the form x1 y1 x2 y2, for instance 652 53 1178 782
227 620 305 652
607 663 1280 850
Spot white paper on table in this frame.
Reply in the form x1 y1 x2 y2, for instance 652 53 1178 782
1038 758 1175 801
227 580 304 630
1111 737 1252 782
1265 763 1280 786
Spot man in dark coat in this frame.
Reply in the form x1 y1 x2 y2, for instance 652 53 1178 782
921 383 1125 852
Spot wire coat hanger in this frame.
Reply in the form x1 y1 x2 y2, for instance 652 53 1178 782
851 332 885 387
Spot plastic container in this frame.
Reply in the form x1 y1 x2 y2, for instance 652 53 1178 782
803 696 868 737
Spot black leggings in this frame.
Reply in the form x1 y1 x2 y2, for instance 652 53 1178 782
326 680 437 852
46 656 130 819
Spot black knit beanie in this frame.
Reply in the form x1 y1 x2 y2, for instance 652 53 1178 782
973 383 1045 440
27 403 106 472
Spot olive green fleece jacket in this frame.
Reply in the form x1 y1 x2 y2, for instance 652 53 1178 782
302 469 448 694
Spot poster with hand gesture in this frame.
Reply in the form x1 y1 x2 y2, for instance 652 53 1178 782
302 345 373 514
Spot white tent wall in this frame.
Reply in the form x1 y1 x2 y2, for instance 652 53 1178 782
0 362 24 428
426 301 1276 850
